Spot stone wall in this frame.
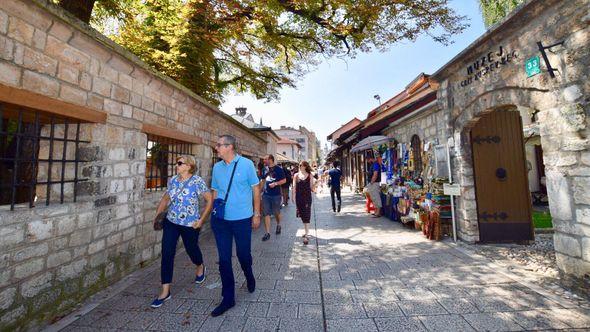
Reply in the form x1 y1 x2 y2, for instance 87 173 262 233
0 0 266 330
432 0 589 291
383 105 449 149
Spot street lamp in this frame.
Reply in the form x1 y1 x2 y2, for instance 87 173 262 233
373 94 381 106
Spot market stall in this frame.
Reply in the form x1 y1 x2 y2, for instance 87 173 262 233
352 134 454 241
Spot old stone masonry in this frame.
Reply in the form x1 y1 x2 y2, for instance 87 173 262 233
47 191 590 331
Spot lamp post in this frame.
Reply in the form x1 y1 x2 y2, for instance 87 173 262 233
373 94 381 106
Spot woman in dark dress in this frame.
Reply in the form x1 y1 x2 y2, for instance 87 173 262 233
292 161 315 244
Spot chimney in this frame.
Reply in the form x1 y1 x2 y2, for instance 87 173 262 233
235 107 247 116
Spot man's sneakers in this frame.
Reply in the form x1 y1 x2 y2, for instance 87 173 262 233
275 225 281 235
150 293 171 308
195 266 206 284
211 300 235 317
262 233 270 241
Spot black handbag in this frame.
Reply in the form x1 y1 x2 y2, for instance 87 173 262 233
153 175 194 231
212 158 239 221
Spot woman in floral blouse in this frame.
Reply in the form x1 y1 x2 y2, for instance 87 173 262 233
151 155 213 308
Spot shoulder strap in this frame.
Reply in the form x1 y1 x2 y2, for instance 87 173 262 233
224 157 239 201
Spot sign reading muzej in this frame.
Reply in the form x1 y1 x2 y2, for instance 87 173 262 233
460 46 518 88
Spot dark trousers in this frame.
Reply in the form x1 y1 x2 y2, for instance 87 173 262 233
161 218 203 284
211 216 254 304
330 186 341 211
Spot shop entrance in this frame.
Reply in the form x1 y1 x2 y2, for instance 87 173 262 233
470 110 534 242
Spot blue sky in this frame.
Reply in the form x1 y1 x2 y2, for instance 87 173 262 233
220 0 487 148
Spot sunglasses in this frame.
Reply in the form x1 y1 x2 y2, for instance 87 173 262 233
176 161 185 166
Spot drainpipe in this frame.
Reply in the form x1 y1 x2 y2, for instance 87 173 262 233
446 139 457 242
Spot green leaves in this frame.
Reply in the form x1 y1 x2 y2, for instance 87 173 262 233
479 0 526 28
89 0 467 105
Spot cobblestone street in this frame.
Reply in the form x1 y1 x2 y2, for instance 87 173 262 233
50 190 590 332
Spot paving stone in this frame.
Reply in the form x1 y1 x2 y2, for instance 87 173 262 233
324 304 367 319
278 317 324 332
502 310 571 330
418 314 476 332
284 290 321 304
326 318 378 332
123 311 161 330
175 299 213 315
398 300 449 316
374 316 427 331
257 289 286 302
246 301 270 317
298 304 323 319
217 315 248 332
548 308 590 328
394 287 437 301
243 316 280 331
197 315 224 331
462 312 523 331
145 312 204 331
267 302 298 318
363 302 404 318
323 289 354 304
436 297 479 314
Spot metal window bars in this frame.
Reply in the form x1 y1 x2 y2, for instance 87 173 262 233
145 134 194 191
0 102 89 210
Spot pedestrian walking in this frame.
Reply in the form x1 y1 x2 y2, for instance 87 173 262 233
281 164 292 207
261 154 286 241
150 155 213 308
210 135 261 317
328 161 343 212
365 155 383 217
293 161 315 245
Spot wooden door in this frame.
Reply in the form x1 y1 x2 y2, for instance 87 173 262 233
471 111 533 242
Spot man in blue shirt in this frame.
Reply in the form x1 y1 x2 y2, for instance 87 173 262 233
210 135 261 317
261 154 286 241
328 161 343 212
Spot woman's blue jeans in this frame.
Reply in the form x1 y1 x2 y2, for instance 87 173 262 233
161 218 203 284
211 216 255 304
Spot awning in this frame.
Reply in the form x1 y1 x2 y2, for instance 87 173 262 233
350 135 394 153
276 153 297 164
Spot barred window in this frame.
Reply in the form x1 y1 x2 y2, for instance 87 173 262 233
0 102 89 210
146 134 193 191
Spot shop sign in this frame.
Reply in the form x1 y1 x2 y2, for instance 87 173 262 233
443 183 461 196
525 56 541 77
460 46 518 88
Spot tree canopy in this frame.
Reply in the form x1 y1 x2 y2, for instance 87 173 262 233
479 0 526 28
60 0 468 105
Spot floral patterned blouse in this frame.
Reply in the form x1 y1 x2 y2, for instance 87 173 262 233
166 174 209 227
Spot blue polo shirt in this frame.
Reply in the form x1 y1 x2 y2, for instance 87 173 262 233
211 155 260 221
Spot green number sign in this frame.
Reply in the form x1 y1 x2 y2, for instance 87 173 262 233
525 56 541 77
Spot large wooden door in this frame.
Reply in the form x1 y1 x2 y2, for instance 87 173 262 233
471 110 533 242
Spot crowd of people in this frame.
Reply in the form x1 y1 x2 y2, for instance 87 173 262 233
149 134 343 316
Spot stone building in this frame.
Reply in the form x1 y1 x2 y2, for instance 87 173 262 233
277 138 302 161
325 0 589 294
275 125 319 164
0 0 266 330
430 0 589 292
230 107 280 157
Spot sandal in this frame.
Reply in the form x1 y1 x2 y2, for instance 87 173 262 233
302 235 309 245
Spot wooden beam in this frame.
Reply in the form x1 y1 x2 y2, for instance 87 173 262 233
0 83 107 123
142 123 203 144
